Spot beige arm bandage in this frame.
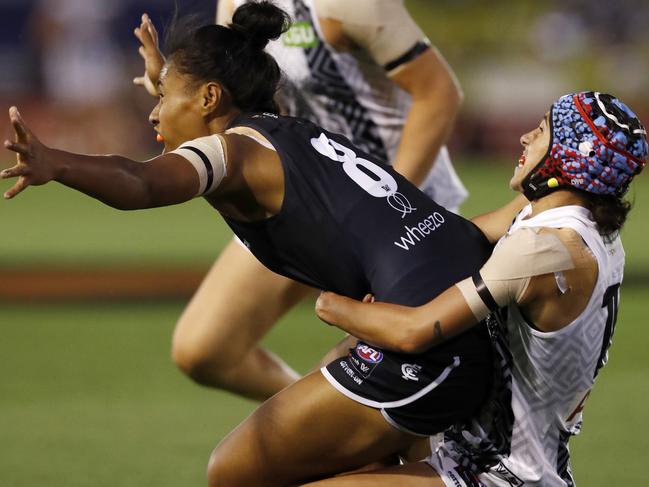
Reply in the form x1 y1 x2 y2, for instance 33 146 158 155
313 0 427 69
456 227 576 320
170 134 227 197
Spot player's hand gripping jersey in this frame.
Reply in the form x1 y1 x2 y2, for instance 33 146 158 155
196 113 494 435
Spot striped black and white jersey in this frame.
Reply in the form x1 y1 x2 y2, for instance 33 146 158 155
438 204 625 486
233 0 468 211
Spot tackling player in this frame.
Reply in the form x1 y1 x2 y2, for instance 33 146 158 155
133 0 467 402
311 92 648 486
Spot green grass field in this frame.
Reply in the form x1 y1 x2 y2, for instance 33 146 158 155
1 160 648 485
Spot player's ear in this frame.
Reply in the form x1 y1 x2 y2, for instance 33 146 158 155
201 81 227 116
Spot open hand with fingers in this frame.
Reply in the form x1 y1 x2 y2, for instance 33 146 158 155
133 13 165 97
2 107 55 199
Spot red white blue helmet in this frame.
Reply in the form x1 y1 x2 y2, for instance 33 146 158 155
522 92 647 200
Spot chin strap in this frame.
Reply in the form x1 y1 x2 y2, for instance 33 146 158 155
521 165 560 201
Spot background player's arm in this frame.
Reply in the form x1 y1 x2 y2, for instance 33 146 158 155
387 48 462 186
316 287 477 354
317 0 462 186
1 107 230 209
216 0 236 25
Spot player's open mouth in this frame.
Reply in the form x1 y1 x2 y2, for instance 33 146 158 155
517 153 526 167
156 133 164 143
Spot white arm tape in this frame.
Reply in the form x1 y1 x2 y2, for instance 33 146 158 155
456 278 490 322
171 134 227 197
456 227 576 320
314 0 427 68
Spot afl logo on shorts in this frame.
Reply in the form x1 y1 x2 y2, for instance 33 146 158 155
356 344 383 363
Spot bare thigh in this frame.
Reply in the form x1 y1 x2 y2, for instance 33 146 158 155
172 239 314 369
207 371 418 487
302 462 444 487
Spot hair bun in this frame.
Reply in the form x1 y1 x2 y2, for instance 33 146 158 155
231 1 290 51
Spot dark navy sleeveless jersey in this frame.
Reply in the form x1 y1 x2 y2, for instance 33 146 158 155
223 113 492 307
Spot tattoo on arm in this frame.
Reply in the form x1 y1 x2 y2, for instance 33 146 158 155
433 320 444 343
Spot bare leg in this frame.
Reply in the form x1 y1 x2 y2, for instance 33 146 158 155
313 334 358 370
301 463 444 487
172 240 314 400
207 371 419 487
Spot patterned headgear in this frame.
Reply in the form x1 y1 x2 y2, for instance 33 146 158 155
522 92 647 200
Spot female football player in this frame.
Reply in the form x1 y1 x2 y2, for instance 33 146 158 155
311 91 647 486
3 3 525 484
133 0 467 401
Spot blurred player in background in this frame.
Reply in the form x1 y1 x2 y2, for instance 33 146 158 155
310 92 648 486
133 0 467 401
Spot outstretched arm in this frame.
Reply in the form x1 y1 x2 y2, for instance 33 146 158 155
316 286 477 354
1 107 213 209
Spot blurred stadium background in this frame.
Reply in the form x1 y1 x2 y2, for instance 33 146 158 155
0 0 647 485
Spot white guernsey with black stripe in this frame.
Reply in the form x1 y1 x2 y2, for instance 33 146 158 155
171 134 227 197
437 205 625 486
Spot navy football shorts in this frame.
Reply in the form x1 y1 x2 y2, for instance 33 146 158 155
321 326 493 435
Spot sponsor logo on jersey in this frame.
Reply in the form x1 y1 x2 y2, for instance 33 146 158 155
282 21 319 48
493 462 524 486
252 113 278 119
393 212 446 250
446 467 486 487
339 359 364 385
401 363 422 381
387 192 416 218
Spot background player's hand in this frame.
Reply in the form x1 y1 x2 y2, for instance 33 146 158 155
2 107 55 199
133 13 164 97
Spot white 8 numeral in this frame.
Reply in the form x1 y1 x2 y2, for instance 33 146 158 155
310 133 397 197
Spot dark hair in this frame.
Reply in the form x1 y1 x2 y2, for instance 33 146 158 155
584 193 632 239
164 1 290 113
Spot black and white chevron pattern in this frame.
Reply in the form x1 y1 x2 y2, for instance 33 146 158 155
293 0 389 163
442 310 515 473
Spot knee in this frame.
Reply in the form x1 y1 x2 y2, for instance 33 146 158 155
207 446 227 487
171 334 240 387
207 444 247 487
